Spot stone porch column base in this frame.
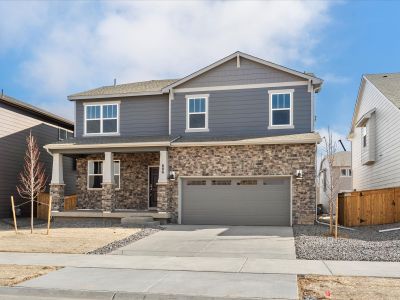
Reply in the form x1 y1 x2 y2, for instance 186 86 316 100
50 184 65 211
156 183 168 211
101 183 115 212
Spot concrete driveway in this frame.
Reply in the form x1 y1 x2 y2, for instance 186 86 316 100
113 225 296 259
15 226 298 299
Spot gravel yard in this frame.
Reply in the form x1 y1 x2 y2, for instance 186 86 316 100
294 223 400 261
0 219 157 254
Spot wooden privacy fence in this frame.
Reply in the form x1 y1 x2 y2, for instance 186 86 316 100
338 187 400 227
37 194 77 220
64 195 78 211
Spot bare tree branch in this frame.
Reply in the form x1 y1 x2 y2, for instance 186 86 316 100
16 132 48 233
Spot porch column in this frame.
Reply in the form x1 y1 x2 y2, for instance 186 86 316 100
50 153 65 211
102 152 115 212
157 150 169 211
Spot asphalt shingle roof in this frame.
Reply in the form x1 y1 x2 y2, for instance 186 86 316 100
68 79 178 99
365 73 400 109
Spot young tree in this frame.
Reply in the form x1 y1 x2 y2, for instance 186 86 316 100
321 128 339 235
17 132 47 233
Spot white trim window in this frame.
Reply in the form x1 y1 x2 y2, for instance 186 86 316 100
84 103 119 135
88 160 103 189
185 94 209 132
87 160 120 189
340 168 352 177
268 89 294 129
361 126 367 148
114 160 120 189
58 128 68 141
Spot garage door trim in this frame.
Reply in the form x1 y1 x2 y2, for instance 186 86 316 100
178 175 292 226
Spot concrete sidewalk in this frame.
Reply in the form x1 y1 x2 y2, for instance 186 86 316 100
1 252 400 277
18 268 298 299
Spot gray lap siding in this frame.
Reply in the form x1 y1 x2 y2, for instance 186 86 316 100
74 95 169 138
171 85 311 138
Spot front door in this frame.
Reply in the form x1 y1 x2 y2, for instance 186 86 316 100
148 167 159 208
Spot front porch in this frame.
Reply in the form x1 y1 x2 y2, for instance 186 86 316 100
45 137 174 222
51 210 172 225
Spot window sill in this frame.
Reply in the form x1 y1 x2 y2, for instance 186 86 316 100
268 125 294 130
185 128 210 133
83 133 120 137
88 187 120 190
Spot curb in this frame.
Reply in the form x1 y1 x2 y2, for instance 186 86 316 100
0 286 293 300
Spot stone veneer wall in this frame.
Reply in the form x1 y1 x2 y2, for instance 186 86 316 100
76 152 159 210
166 144 317 225
74 144 316 224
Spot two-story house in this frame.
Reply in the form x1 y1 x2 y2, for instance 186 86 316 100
349 73 400 191
0 93 75 218
44 52 323 226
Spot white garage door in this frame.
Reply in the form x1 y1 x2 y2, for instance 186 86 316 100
181 177 291 226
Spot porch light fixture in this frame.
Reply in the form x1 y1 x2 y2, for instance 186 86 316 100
168 171 176 180
295 169 303 179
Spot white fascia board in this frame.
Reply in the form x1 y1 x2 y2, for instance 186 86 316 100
44 141 171 151
175 82 307 94
349 76 367 135
68 91 164 100
172 136 321 147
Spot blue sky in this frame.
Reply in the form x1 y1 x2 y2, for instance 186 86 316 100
0 1 399 145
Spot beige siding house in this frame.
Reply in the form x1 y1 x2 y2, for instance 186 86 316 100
0 94 75 218
349 73 400 191
318 151 352 213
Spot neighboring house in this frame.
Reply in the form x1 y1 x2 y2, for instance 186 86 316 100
0 94 76 218
45 51 323 226
318 151 353 213
349 73 400 191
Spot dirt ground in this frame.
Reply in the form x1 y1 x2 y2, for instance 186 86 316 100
298 275 400 300
0 265 59 286
0 226 141 254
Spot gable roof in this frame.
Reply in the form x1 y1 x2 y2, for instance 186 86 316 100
319 151 351 173
349 73 400 136
68 79 177 100
162 51 323 92
0 93 74 130
68 51 323 100
364 73 400 109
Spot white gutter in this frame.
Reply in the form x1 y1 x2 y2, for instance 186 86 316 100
44 141 171 151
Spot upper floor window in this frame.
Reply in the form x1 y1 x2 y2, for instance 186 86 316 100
340 168 352 177
186 95 209 132
84 103 119 135
268 89 294 128
58 128 68 141
361 126 367 148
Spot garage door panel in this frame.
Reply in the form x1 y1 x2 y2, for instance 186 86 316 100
182 177 290 226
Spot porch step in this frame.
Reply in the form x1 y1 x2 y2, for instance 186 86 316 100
121 216 160 227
